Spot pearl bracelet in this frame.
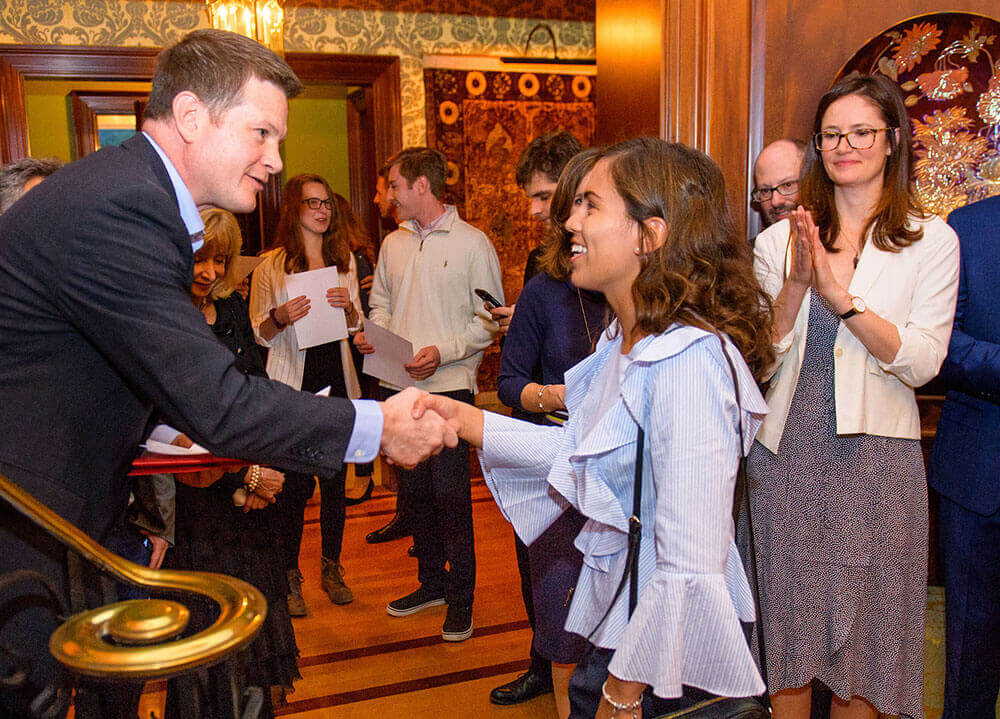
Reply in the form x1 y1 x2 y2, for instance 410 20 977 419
601 680 642 717
244 464 262 494
537 384 551 411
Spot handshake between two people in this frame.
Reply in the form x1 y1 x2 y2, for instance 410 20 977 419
377 387 486 468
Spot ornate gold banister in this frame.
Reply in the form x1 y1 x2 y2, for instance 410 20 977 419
0 470 266 680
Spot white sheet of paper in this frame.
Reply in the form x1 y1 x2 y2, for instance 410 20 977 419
362 322 415 389
142 439 209 456
234 255 265 282
285 266 349 349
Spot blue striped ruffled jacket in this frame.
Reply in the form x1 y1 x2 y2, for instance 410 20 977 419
478 324 768 699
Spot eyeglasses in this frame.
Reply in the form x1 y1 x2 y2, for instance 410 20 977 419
813 127 893 152
751 180 799 204
302 197 333 210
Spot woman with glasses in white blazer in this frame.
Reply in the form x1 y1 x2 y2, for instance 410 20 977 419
746 74 959 719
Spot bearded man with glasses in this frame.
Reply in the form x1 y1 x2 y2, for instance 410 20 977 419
751 139 806 228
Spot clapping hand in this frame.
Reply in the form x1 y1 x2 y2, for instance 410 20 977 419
788 206 814 287
242 467 284 512
789 206 844 302
379 387 459 468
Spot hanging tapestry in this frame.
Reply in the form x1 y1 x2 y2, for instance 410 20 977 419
424 67 596 390
837 12 1000 218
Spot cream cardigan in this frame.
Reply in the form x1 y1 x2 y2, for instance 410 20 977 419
752 214 959 453
249 247 362 399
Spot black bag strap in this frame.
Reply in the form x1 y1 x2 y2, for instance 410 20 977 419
586 425 645 640
628 427 644 616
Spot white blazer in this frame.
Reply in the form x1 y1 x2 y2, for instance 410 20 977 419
249 247 362 399
752 214 959 453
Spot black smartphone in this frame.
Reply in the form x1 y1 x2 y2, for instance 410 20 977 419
474 288 503 311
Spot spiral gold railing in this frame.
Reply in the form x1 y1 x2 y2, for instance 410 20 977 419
0 470 266 680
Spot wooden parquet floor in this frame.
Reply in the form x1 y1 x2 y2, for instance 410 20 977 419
138 463 557 719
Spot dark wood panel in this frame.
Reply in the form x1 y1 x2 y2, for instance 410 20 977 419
0 45 402 253
0 44 159 79
69 92 98 159
596 0 754 236
759 0 999 144
0 58 28 163
594 0 662 143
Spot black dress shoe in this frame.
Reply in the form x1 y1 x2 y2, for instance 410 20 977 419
365 513 412 543
489 671 553 705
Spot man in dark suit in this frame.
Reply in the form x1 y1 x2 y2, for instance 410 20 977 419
0 29 456 717
930 194 1000 719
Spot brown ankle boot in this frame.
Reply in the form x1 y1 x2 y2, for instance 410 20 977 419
320 557 354 605
286 568 307 617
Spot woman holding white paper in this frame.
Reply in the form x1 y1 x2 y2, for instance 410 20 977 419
251 173 363 614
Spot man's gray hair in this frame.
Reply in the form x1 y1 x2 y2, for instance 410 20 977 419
0 157 61 215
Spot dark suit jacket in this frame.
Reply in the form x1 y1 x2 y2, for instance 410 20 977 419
0 134 359 710
930 195 1000 515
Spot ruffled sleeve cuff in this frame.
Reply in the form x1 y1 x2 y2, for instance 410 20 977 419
478 412 570 545
607 570 765 700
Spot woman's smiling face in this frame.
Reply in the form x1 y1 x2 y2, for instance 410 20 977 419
191 238 227 301
299 181 332 237
565 158 643 305
819 93 894 190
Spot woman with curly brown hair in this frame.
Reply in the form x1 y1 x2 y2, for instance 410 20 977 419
747 73 959 719
420 137 772 717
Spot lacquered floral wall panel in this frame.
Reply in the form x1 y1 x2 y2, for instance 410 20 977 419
424 67 596 390
837 12 1000 217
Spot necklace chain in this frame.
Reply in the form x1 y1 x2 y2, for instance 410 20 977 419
577 288 594 347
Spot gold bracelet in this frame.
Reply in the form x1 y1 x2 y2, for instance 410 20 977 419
601 680 642 718
244 465 262 494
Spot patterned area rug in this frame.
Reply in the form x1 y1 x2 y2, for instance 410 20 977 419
424 67 596 389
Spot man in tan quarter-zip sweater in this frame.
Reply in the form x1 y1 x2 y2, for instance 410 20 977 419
355 147 504 642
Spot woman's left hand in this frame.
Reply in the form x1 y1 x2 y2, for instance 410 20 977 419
327 287 352 309
327 286 358 323
252 468 284 503
596 674 646 718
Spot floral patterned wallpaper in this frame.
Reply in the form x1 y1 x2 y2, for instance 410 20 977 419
288 0 594 23
0 1 595 147
838 12 1000 217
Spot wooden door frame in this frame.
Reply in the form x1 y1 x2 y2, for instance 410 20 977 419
0 45 402 248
